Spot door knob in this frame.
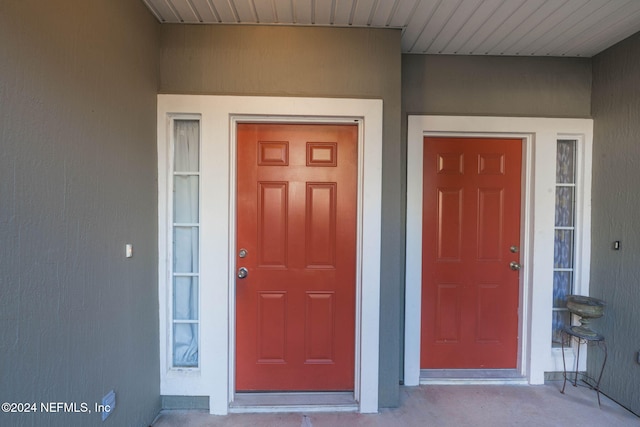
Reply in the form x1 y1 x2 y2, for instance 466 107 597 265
509 261 522 271
237 267 248 279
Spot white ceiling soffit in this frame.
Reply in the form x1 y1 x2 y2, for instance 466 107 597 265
142 0 640 57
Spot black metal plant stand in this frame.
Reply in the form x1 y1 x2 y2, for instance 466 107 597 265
560 327 607 406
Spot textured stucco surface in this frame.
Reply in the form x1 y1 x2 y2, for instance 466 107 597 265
0 1 160 426
402 54 592 118
160 24 403 407
589 31 640 416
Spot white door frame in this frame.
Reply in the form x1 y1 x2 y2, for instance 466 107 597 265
158 95 383 414
404 115 593 386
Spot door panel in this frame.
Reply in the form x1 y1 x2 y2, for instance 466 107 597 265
305 183 337 268
421 137 522 369
236 123 357 391
437 188 463 260
258 182 288 267
257 292 287 363
435 283 462 342
305 291 335 362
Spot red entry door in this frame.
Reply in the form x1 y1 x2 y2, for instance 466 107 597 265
421 137 522 369
236 123 357 391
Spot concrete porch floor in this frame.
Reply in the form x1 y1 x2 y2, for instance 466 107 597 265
152 382 639 427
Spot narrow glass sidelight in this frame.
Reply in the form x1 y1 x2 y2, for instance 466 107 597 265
171 119 200 367
552 140 577 347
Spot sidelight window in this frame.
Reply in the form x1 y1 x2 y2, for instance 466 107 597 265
170 118 200 367
552 139 577 347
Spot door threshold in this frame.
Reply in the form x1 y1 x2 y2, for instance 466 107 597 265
420 369 528 385
229 392 358 413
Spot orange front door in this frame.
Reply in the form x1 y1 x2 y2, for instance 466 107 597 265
236 123 357 391
421 137 522 369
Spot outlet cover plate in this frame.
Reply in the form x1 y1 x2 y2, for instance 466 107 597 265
101 390 115 421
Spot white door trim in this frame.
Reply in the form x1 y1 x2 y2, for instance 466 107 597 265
404 115 593 386
158 95 382 415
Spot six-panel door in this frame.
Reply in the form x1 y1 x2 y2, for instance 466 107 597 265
421 137 522 369
236 123 357 391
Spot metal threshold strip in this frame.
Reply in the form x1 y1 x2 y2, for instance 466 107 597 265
420 369 528 385
229 392 358 413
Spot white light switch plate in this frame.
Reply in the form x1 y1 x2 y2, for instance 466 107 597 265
125 244 133 258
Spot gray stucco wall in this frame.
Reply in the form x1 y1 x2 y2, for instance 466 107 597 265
0 1 160 426
402 54 592 117
160 24 403 407
589 31 640 416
